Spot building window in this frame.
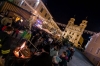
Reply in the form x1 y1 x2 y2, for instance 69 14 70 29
40 8 43 13
65 30 67 32
95 34 99 42
82 25 84 26
24 3 26 6
96 48 100 54
70 36 72 38
17 2 20 4
75 39 77 40
45 13 47 17
48 17 50 20
90 48 93 52
32 3 35 7
29 3 31 5
72 33 74 35
77 35 79 37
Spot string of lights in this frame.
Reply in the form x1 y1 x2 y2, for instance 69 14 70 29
23 0 97 35
24 0 62 33
56 22 97 35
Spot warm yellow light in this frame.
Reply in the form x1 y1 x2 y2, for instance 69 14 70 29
15 17 20 21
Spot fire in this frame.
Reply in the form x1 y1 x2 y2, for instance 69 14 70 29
14 41 31 59
20 42 26 49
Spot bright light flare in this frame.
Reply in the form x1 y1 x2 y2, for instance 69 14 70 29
20 42 26 49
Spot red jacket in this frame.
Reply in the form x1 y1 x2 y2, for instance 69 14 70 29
2 26 7 31
15 29 19 34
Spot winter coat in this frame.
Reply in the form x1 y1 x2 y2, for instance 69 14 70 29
1 17 12 26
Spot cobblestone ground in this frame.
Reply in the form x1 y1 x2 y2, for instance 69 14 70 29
59 47 94 66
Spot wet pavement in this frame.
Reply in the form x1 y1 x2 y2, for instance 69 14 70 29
59 47 94 66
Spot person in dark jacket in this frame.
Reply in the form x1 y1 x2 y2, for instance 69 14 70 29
28 45 52 66
59 51 68 66
0 26 13 58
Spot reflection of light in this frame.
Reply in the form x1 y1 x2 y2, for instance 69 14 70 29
35 24 42 29
20 0 25 6
37 0 40 2
37 20 42 24
36 0 40 7
34 11 37 14
43 21 47 24
58 34 60 36
21 19 23 22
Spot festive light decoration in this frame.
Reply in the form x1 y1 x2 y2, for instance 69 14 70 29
22 0 62 34
22 0 96 35
56 22 97 35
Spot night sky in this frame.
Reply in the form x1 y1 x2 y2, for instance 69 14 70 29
42 0 100 32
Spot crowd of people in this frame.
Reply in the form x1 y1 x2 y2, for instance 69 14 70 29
51 45 75 66
0 12 75 66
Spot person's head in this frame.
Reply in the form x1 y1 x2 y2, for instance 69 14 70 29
61 51 67 57
66 48 68 50
27 30 31 34
6 23 11 26
9 16 12 20
70 47 73 50
42 45 50 53
54 45 58 50
4 26 13 34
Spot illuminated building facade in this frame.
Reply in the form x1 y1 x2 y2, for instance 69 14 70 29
13 0 62 35
0 1 32 23
84 33 100 66
63 18 87 47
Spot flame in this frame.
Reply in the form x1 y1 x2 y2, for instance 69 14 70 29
14 41 31 59
20 42 26 49
14 51 19 57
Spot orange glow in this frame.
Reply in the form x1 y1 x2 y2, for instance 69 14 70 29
20 42 26 49
13 41 31 59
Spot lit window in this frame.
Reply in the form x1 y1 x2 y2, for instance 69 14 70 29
40 8 43 13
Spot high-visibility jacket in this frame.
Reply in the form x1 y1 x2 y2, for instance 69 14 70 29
0 31 8 48
0 31 12 55
24 33 31 40
1 49 10 54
